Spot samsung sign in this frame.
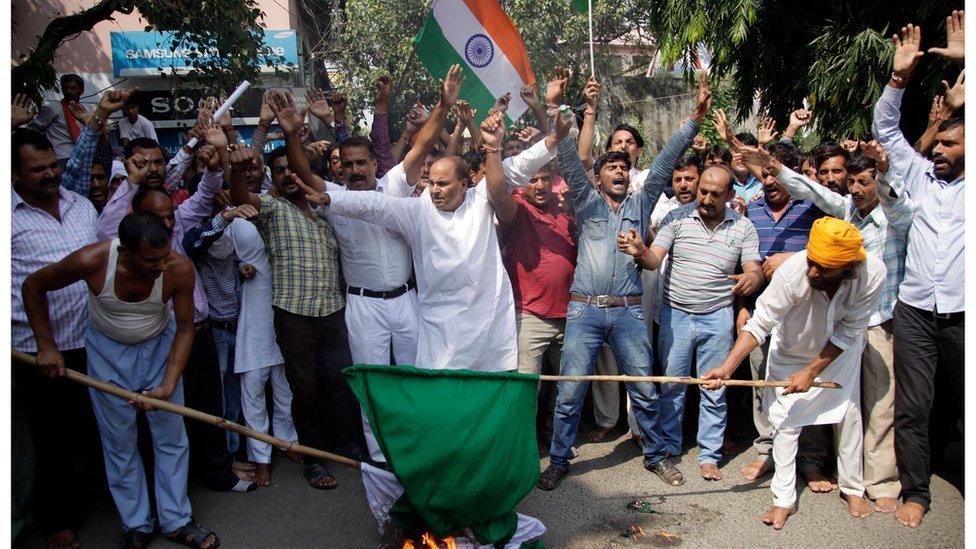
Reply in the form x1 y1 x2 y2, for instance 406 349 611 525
110 30 299 77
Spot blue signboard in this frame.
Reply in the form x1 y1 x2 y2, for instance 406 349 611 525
110 29 298 77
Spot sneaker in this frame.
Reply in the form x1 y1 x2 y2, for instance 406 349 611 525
537 464 569 491
645 457 684 486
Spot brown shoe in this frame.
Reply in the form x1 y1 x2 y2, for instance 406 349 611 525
585 426 613 443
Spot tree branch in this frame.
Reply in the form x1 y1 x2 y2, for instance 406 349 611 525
12 0 134 96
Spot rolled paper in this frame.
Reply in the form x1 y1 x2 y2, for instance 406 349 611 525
184 80 252 149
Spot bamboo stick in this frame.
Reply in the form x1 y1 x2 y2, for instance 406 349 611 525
11 350 361 470
538 374 841 389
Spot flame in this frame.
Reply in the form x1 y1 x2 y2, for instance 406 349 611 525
402 533 456 549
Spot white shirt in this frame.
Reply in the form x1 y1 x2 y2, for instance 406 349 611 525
227 219 285 373
12 187 98 352
316 163 414 290
628 167 650 193
118 114 159 142
744 252 886 429
473 138 558 190
326 183 517 372
646 195 682 323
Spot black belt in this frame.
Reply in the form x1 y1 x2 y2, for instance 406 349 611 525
210 319 238 332
346 278 416 299
904 301 964 321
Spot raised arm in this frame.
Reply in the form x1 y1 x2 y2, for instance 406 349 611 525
741 146 847 217
268 89 327 193
641 71 709 203
578 76 599 171
480 110 518 223
859 140 916 229
403 64 464 184
520 83 549 135
63 88 135 196
306 187 419 238
371 75 396 177
228 145 263 210
22 243 104 377
871 24 930 188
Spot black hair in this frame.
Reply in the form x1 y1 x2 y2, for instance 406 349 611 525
92 141 113 175
939 115 965 132
812 141 850 169
767 142 801 171
845 153 877 175
735 132 759 147
339 136 377 160
118 211 170 252
131 186 171 212
265 146 289 168
462 150 486 173
593 150 632 175
674 154 702 173
428 149 445 159
59 74 84 90
124 137 163 159
704 144 732 165
604 124 645 150
12 128 54 172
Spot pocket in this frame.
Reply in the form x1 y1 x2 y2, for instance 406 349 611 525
583 216 608 240
566 301 585 321
627 304 645 321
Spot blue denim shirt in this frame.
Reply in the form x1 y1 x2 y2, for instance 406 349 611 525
559 119 700 297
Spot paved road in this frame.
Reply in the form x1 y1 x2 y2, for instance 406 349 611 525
16 432 963 548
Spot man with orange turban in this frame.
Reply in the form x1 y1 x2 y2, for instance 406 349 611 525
701 217 887 529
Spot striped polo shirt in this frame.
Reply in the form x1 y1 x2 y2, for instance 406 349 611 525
746 197 824 260
653 203 761 314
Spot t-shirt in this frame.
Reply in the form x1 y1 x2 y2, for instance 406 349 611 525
118 114 159 142
653 203 760 314
499 191 577 318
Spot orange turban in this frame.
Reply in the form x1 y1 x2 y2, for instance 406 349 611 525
806 217 867 268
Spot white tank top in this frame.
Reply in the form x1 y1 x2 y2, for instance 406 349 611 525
88 238 170 343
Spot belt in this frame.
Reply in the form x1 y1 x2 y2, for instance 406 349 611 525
570 294 642 308
346 278 416 300
210 319 238 332
933 309 964 321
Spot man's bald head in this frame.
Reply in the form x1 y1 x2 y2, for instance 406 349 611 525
699 164 735 193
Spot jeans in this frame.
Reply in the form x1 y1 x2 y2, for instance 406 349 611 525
549 301 666 469
212 327 242 455
658 304 732 465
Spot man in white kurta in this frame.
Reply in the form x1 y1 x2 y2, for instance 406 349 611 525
308 110 559 547
703 217 886 529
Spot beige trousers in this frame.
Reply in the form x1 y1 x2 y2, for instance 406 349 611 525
861 321 901 499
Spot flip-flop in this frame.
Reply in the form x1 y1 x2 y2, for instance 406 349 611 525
304 462 338 490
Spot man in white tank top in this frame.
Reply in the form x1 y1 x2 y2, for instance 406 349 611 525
22 212 220 548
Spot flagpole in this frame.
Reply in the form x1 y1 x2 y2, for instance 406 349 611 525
588 0 595 77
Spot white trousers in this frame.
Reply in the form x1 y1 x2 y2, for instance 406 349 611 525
592 345 640 435
771 399 865 508
347 291 420 463
240 365 298 464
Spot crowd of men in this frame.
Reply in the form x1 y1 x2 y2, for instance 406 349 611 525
10 11 965 548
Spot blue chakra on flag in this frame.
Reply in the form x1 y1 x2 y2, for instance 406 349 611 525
465 34 494 68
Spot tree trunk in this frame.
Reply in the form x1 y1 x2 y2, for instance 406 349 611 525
12 0 135 97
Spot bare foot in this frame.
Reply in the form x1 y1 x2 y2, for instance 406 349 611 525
896 501 926 528
47 529 80 549
284 449 304 464
802 469 838 492
255 463 271 487
842 493 873 518
761 506 795 530
233 459 256 472
740 459 773 480
234 467 256 482
874 496 898 513
700 463 723 481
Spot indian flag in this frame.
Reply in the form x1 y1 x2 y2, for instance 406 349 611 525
413 0 536 124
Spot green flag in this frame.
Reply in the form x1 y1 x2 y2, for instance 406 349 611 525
570 0 590 14
344 364 541 545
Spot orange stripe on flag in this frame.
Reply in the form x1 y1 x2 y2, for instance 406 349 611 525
461 0 535 85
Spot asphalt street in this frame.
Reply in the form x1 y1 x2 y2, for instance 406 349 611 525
15 430 964 548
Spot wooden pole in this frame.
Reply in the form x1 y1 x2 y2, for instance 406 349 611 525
539 374 841 389
587 0 595 77
11 350 361 470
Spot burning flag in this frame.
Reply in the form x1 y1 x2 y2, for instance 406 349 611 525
344 364 543 546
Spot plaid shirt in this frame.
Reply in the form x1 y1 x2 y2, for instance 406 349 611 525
12 187 98 352
182 214 241 322
60 125 100 198
256 194 343 317
775 166 914 326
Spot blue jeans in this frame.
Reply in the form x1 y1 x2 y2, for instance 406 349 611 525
658 304 733 465
212 327 242 455
549 301 666 468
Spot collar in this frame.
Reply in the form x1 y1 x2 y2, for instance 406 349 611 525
851 201 884 226
12 185 75 211
734 174 760 188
